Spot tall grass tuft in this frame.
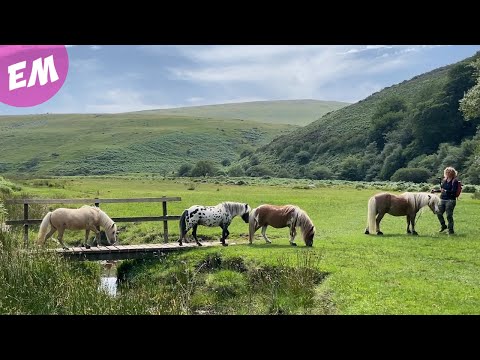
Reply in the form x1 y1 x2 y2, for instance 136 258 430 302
0 231 160 314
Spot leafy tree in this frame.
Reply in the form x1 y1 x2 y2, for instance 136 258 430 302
276 169 291 178
190 161 217 177
221 159 231 167
228 165 244 177
245 165 274 177
250 155 260 166
379 145 404 180
339 156 362 181
279 146 296 161
370 97 407 149
309 165 334 180
390 168 431 183
460 58 480 120
295 150 311 165
177 164 192 177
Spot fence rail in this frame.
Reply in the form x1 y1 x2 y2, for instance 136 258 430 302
4 197 182 247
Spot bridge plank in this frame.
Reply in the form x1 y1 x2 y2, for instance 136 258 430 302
44 240 232 261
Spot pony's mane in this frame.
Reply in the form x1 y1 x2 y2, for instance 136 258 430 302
221 201 249 216
294 207 315 241
92 207 114 229
401 192 438 213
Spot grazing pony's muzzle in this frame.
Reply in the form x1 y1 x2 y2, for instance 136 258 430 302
305 226 315 247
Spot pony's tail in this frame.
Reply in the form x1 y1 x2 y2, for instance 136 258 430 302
179 210 188 240
37 212 52 246
366 197 377 234
248 208 258 243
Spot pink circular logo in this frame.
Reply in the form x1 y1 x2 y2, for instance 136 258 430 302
0 45 69 107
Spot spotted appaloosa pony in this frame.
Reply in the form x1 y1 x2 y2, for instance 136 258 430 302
37 205 118 249
249 204 315 247
365 192 440 236
178 202 250 247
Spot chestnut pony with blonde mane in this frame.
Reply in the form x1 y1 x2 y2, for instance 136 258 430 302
37 205 118 249
249 204 315 246
365 192 440 236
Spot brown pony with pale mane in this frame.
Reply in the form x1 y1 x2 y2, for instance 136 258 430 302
249 204 315 246
37 205 118 249
364 192 440 236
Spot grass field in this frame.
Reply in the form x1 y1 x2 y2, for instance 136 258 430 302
5 176 480 314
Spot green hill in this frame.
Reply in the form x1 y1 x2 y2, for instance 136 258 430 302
133 99 349 126
245 53 480 184
0 113 295 177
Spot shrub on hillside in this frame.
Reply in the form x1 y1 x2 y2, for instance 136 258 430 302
309 166 334 180
177 164 192 177
390 168 431 183
228 165 244 177
245 165 274 177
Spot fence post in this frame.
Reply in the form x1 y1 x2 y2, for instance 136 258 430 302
162 200 168 243
23 203 29 248
94 198 100 207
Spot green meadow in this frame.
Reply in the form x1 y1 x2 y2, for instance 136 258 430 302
4 176 480 314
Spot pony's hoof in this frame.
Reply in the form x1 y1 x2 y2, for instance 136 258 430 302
222 243 228 247
407 230 412 234
85 244 91 249
197 243 202 247
63 246 69 250
377 232 383 236
412 231 418 236
178 242 183 246
290 243 297 246
364 229 370 234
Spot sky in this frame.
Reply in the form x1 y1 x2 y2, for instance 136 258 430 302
1 45 480 115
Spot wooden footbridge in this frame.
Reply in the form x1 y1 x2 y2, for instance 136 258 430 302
52 241 227 261
5 196 233 261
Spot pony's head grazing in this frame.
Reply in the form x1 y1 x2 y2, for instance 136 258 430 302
95 207 118 245
222 202 251 223
241 203 251 223
105 222 118 245
296 208 315 247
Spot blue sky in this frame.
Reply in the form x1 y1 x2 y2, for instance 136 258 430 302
1 45 480 115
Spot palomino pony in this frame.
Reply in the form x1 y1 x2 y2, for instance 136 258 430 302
178 202 250 247
249 204 315 247
37 205 118 249
364 192 440 236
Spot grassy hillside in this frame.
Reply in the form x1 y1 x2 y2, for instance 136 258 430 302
0 113 294 177
249 53 480 184
134 100 349 126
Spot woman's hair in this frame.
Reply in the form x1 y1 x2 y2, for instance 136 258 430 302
444 166 458 178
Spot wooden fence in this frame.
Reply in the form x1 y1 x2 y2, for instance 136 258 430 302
4 197 182 247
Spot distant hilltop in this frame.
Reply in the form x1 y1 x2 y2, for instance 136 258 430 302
131 99 350 126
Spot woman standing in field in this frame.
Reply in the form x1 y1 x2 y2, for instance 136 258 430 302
433 166 460 235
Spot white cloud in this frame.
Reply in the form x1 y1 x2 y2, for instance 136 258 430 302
163 45 442 103
84 88 174 113
187 97 205 103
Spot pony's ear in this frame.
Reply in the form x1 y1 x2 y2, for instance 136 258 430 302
428 195 431 199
